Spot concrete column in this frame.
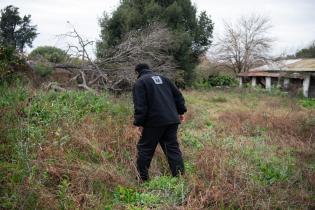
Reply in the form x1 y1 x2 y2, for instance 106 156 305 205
251 77 257 87
283 78 290 89
303 75 311 97
277 78 281 88
239 77 243 88
266 77 271 91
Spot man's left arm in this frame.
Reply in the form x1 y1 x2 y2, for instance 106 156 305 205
168 79 187 115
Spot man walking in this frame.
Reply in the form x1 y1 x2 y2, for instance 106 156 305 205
132 63 187 181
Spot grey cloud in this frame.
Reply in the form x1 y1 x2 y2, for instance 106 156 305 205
1 0 314 55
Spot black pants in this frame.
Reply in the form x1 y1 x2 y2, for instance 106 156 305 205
136 124 184 181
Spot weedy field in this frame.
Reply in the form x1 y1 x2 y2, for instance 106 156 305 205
0 79 314 209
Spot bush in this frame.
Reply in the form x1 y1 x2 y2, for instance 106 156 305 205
193 74 238 89
192 78 209 89
208 74 238 87
33 62 53 77
0 46 23 80
29 46 68 63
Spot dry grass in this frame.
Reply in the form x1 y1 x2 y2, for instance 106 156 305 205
1 83 314 209
181 89 315 209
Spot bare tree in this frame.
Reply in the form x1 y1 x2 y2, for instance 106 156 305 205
213 15 273 74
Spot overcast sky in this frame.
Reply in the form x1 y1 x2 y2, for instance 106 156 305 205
1 0 314 56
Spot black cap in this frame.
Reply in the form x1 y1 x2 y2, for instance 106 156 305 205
135 63 150 73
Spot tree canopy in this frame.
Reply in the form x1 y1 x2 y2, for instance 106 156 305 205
296 41 315 58
29 46 68 63
97 0 214 83
0 5 37 52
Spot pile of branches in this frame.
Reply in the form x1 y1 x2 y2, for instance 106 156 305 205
49 23 178 93
98 22 178 81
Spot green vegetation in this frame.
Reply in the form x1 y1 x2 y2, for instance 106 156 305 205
33 62 54 77
112 176 187 209
299 98 315 108
29 46 68 63
0 5 36 81
0 80 314 209
193 74 238 89
208 74 238 87
296 41 315 58
0 5 37 52
0 46 24 80
97 0 214 83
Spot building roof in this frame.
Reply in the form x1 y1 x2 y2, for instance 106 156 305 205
250 59 315 72
238 58 315 78
238 71 304 79
238 72 283 77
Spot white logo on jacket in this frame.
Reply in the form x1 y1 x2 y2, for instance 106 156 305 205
151 76 163 84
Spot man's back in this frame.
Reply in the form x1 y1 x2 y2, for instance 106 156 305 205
133 69 186 127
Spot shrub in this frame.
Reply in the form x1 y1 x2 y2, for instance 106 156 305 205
208 74 238 87
192 79 209 89
0 46 23 80
29 46 68 63
33 62 53 77
193 74 238 89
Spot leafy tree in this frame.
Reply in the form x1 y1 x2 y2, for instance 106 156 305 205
296 41 315 58
29 46 68 63
97 0 214 83
0 5 37 52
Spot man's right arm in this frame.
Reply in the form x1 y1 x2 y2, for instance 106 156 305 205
132 81 148 127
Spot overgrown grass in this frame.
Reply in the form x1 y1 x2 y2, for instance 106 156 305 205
0 82 314 209
299 98 315 108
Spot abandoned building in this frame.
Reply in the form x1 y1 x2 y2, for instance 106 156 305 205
238 59 315 98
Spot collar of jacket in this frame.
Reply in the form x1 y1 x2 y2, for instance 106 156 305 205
137 69 153 78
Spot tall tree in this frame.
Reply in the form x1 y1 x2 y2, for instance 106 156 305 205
214 15 273 74
97 0 214 83
0 5 38 52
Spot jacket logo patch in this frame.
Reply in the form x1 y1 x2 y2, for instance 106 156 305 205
152 76 163 84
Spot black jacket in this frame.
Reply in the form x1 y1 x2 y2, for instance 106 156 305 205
133 69 187 127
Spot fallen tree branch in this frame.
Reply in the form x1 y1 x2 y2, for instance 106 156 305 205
45 82 67 92
54 22 178 92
